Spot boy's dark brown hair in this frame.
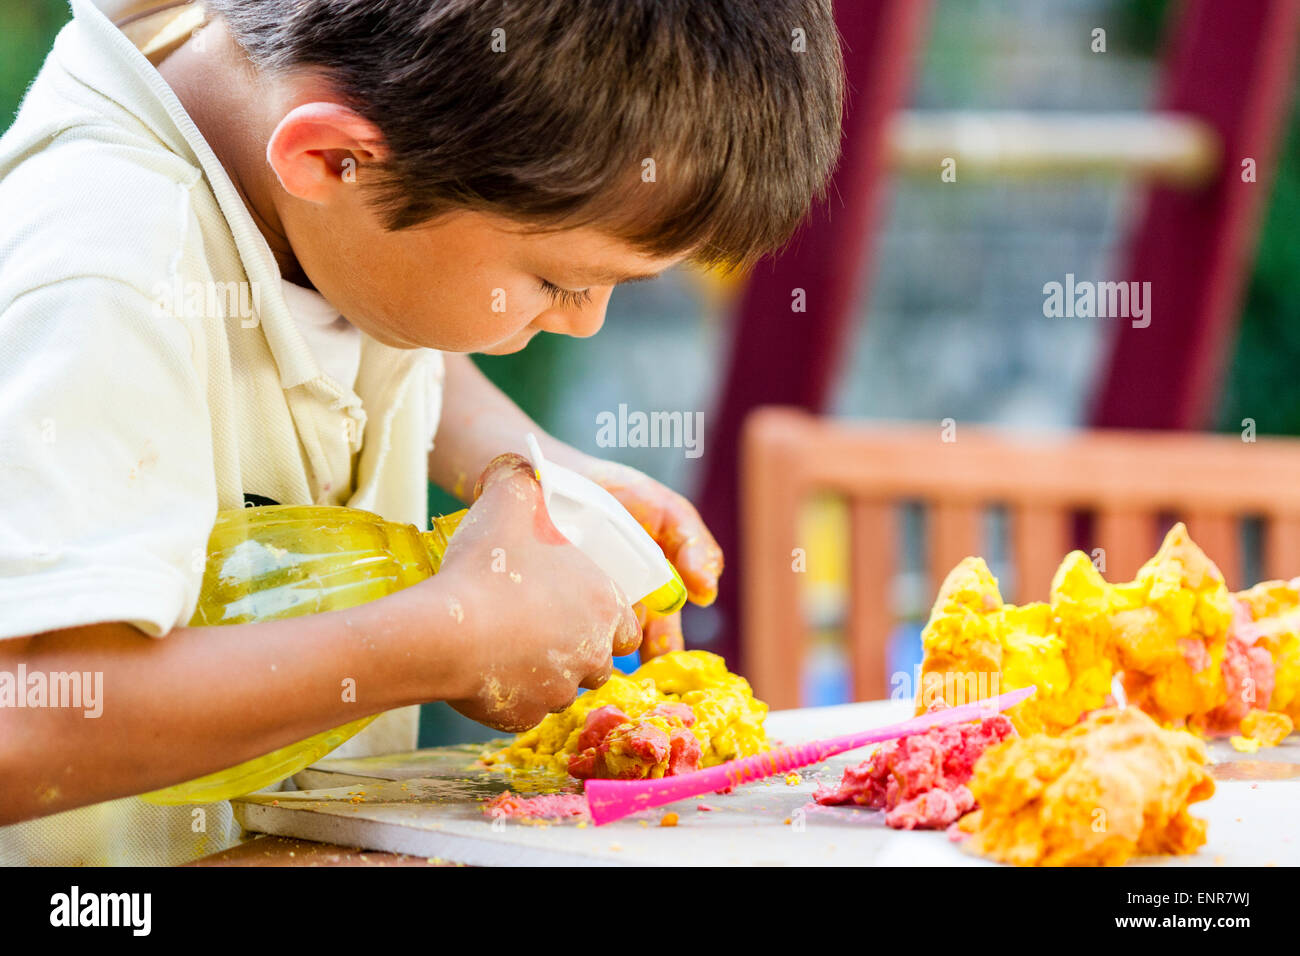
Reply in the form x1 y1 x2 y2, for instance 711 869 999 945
205 0 844 267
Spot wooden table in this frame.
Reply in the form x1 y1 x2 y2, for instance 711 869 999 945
187 834 450 866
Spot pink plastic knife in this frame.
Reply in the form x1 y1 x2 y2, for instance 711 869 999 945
584 685 1035 825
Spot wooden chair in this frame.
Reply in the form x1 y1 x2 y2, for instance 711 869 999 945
740 407 1300 709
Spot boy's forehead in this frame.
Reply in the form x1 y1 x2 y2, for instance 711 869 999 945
519 224 685 283
425 210 686 283
566 265 670 286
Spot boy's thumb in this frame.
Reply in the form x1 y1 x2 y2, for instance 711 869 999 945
473 453 571 547
470 453 561 538
472 452 539 503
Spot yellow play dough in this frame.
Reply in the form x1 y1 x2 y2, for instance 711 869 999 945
484 650 768 775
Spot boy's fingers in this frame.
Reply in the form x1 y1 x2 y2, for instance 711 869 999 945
583 464 723 602
640 612 684 660
653 499 723 603
579 658 613 691
620 493 722 603
619 491 714 596
611 602 641 658
547 691 581 716
677 538 724 606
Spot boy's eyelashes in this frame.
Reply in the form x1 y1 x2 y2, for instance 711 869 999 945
537 277 593 309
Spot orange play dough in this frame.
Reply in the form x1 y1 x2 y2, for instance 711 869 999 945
957 707 1214 867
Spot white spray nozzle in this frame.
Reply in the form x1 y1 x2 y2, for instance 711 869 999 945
525 433 686 616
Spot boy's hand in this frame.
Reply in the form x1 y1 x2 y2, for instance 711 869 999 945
635 607 687 660
436 453 641 732
574 457 724 660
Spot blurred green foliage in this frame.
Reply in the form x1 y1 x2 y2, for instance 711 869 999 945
1218 94 1300 436
1115 0 1300 435
0 0 68 122
1113 0 1170 55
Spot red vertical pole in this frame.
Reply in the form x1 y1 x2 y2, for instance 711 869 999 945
692 0 931 672
1090 0 1300 429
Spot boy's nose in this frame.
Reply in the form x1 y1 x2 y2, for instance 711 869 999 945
537 290 611 338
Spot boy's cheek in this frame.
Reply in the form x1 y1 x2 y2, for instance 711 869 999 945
385 289 534 352
347 264 540 351
466 285 543 350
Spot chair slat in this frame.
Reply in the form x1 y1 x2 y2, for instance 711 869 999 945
1094 509 1152 581
1185 512 1240 589
929 501 983 594
740 420 806 709
1012 504 1071 602
1264 516 1300 582
848 500 895 701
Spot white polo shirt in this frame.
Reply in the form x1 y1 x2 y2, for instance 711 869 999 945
0 0 445 864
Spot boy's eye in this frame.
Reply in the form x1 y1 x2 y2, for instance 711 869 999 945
538 278 592 309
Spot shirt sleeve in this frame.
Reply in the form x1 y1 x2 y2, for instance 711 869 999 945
0 276 218 639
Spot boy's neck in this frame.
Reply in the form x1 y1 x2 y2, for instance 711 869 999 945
157 20 308 285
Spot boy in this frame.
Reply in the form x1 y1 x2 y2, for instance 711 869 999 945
0 0 842 864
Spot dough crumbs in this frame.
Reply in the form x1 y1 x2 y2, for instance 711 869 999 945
659 812 679 827
1229 709 1292 751
784 771 802 786
814 702 1014 830
481 792 589 822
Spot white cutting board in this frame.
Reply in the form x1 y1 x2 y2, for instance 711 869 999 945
232 700 1300 866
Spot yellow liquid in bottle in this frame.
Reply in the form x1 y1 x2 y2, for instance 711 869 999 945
140 505 464 805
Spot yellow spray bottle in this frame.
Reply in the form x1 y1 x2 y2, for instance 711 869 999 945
141 434 686 805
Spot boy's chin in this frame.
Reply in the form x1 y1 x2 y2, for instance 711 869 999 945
478 330 538 355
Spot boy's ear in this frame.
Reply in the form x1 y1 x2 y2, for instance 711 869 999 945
266 102 388 203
